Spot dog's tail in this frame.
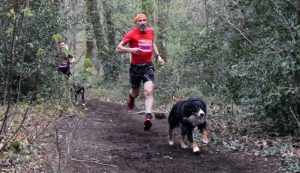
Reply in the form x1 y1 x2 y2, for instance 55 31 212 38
173 96 180 103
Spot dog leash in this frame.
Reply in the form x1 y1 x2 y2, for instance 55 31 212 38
145 74 179 102
133 68 180 102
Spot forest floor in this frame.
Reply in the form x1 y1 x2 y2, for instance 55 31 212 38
60 99 282 173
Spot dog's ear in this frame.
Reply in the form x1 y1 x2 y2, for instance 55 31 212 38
201 100 207 108
182 101 193 115
202 102 207 114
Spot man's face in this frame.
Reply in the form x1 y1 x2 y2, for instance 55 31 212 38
135 18 147 32
60 42 66 49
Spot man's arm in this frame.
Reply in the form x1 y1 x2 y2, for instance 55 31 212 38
67 53 75 64
152 42 160 55
116 41 143 54
70 57 75 64
152 42 164 66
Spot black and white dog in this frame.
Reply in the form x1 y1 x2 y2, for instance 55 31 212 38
72 83 85 107
168 97 208 153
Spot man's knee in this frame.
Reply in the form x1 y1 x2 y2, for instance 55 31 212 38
144 89 153 97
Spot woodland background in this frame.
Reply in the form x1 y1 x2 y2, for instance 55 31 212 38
0 0 300 172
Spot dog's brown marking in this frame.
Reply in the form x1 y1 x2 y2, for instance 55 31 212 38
191 142 198 150
168 130 174 145
201 128 209 143
180 134 188 148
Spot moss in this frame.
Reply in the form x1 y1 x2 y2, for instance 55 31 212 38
8 140 21 152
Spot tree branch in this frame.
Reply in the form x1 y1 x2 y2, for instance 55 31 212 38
270 0 296 43
290 106 300 128
219 15 256 45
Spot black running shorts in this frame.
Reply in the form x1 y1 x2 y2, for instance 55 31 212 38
129 63 155 89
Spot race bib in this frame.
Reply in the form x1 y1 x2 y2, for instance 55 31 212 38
138 40 152 52
59 62 68 67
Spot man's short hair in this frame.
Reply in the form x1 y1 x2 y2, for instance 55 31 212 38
59 40 66 44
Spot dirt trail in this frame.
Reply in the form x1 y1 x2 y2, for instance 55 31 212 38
61 100 279 173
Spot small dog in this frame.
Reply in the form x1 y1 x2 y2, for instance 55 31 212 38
168 97 208 153
72 83 85 107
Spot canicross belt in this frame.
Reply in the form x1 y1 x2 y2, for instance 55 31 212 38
131 62 152 67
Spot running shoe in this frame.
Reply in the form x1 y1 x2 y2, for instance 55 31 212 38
144 114 152 131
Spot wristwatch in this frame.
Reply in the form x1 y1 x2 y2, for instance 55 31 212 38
155 54 161 59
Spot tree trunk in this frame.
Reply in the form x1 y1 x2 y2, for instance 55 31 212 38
156 0 170 63
142 0 154 27
296 0 300 116
84 4 96 75
103 1 115 46
298 0 300 24
86 0 108 78
85 23 95 62
102 1 121 80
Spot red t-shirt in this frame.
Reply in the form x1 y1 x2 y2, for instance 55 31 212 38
122 28 154 64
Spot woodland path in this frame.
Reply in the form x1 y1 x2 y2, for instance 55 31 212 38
61 100 280 173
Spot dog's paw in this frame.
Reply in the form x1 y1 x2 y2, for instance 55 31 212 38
202 139 209 144
168 140 174 145
193 146 200 153
181 144 188 149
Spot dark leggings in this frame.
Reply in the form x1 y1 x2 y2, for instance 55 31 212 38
58 66 71 79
